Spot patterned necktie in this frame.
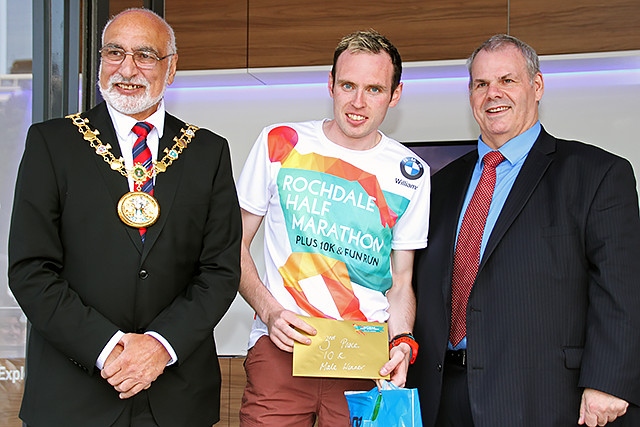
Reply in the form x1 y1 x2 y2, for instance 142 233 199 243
449 150 505 346
132 121 154 242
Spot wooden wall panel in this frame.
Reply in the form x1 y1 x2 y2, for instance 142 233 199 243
165 1 248 70
247 0 507 68
109 0 143 16
215 357 246 427
510 0 640 55
228 357 246 425
102 0 640 70
106 1 248 70
215 357 231 427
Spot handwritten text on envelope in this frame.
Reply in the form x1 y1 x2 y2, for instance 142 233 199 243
292 316 390 379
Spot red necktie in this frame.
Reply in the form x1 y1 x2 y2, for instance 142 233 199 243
449 150 505 346
132 121 154 242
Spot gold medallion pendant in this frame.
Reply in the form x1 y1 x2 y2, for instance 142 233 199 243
117 191 160 228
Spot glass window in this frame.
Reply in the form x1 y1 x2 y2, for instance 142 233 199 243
0 1 32 424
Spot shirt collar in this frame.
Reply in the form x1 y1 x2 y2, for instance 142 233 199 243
106 100 166 141
477 121 541 166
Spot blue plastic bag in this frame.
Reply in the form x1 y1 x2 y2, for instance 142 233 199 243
345 381 423 426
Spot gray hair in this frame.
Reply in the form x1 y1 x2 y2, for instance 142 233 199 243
467 34 539 87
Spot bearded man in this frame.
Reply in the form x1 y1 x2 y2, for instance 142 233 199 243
8 8 241 427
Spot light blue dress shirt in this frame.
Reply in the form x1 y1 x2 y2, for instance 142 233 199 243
450 122 541 350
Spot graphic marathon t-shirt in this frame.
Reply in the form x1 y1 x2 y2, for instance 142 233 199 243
237 120 430 347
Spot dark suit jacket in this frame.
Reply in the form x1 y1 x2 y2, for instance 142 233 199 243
408 128 640 426
8 102 242 427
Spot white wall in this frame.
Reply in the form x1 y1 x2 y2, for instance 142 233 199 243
164 50 640 356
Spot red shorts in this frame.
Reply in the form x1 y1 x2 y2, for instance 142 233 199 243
239 335 374 427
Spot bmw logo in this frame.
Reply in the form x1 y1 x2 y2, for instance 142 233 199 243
400 157 424 180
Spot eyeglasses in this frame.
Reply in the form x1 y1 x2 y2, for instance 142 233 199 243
99 47 174 69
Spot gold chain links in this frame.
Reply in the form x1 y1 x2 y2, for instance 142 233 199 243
66 113 199 183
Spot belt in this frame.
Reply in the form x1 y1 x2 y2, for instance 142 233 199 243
445 349 467 367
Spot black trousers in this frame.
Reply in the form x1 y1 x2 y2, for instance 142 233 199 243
26 395 159 427
111 391 159 427
435 360 474 427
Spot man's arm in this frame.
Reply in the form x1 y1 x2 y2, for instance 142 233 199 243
379 249 416 387
8 123 120 370
577 156 640 424
238 208 316 352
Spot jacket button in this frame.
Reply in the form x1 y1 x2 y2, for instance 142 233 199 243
437 364 443 372
139 270 149 279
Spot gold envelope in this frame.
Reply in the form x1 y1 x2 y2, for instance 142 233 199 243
292 316 390 380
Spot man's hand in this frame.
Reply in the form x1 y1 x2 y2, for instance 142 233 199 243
265 308 316 352
101 333 171 399
379 342 411 387
578 388 628 426
104 342 124 367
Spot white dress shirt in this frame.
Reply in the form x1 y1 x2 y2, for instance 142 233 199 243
95 101 178 369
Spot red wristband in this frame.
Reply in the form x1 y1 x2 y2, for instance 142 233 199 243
389 333 419 364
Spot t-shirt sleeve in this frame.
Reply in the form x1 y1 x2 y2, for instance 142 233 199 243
237 127 272 216
391 162 430 251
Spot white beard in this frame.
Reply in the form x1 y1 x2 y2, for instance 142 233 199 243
98 65 169 116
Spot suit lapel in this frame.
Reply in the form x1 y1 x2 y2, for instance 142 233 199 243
83 103 145 253
479 129 556 270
